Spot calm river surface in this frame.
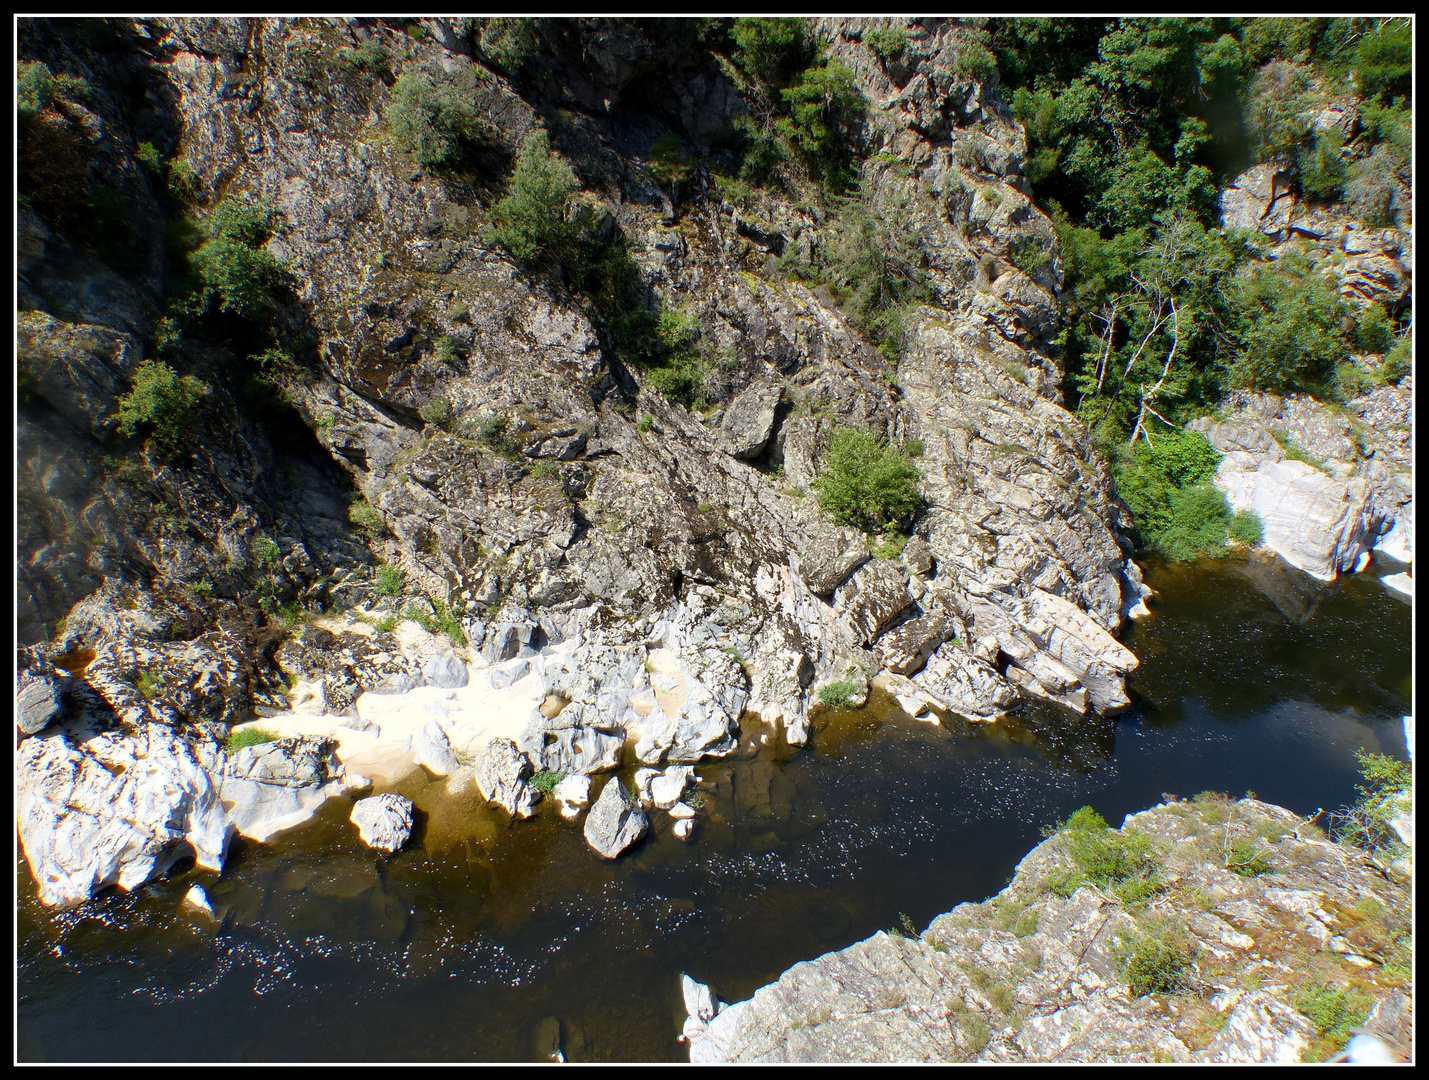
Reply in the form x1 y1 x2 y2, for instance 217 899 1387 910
16 553 1412 1062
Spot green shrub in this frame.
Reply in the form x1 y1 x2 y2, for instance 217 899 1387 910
191 197 287 319
872 532 908 560
1294 983 1373 1058
636 412 655 433
1122 923 1194 996
814 427 923 534
432 601 466 646
1043 806 1160 902
387 64 488 169
1296 129 1347 202
529 769 564 796
1228 509 1263 546
253 536 282 570
647 353 708 409
1345 146 1400 227
113 359 210 450
185 578 214 598
490 129 581 269
135 141 164 175
1222 836 1273 876
17 60 54 114
1156 483 1233 562
349 500 386 536
1114 429 1225 557
475 17 537 71
818 679 862 708
420 397 454 427
777 60 866 165
729 17 810 87
1230 263 1351 396
433 334 462 366
135 669 162 701
866 25 909 62
226 727 281 753
376 564 405 597
373 614 398 633
952 40 998 83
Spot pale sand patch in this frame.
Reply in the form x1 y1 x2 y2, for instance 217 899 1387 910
231 647 563 788
645 646 687 718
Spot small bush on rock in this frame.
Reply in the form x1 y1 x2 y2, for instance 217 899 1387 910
1228 508 1263 546
818 679 863 708
814 427 922 534
1121 922 1194 996
491 129 581 269
113 359 210 450
529 769 564 795
388 64 489 170
226 727 281 753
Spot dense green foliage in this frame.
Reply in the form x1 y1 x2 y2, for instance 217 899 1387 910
190 197 288 319
1111 429 1236 561
387 63 489 169
991 16 1412 554
724 17 866 191
1043 806 1161 905
113 360 210 450
491 129 581 270
813 427 922 534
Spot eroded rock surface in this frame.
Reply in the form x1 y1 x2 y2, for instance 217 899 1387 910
690 797 1412 1063
350 792 415 853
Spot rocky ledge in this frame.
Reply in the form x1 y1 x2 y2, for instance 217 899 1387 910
685 796 1413 1063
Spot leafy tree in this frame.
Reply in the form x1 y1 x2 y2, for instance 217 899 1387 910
729 17 809 87
1228 259 1351 395
387 63 489 169
490 129 581 268
191 197 287 319
814 427 922 534
113 359 210 450
475 18 537 71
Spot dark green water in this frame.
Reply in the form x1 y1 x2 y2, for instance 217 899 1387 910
16 554 1412 1062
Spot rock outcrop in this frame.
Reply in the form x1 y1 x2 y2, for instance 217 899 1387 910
1189 389 1412 581
349 792 415 853
16 16 1196 902
689 797 1413 1063
583 776 649 859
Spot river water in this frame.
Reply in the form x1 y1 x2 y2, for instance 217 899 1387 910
16 553 1412 1062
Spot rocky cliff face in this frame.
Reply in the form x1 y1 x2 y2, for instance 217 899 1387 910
18 18 1151 903
686 796 1413 1063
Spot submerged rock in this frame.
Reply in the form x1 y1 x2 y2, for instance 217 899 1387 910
350 793 415 853
583 777 648 859
183 883 216 919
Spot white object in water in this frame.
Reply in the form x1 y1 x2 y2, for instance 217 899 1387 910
184 884 215 919
1381 572 1412 598
1345 1033 1395 1064
1406 715 1415 762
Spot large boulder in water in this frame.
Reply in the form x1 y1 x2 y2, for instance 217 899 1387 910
583 777 648 859
474 737 540 818
17 718 232 908
350 793 415 853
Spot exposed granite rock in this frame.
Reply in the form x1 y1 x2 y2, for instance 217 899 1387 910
412 719 462 777
1189 390 1411 581
219 735 359 842
473 737 540 819
17 717 231 909
690 797 1412 1063
349 792 414 853
583 776 648 859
